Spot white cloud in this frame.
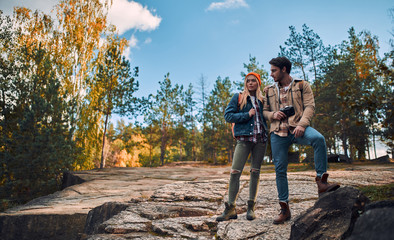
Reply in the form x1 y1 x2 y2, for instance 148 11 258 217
2 0 161 35
123 45 132 62
129 34 138 48
107 0 162 35
123 34 138 62
206 0 248 11
123 36 152 62
144 38 152 44
1 0 58 16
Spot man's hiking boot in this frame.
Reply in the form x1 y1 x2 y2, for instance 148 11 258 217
216 202 237 221
273 201 291 224
316 173 340 197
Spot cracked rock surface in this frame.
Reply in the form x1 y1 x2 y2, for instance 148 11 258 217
80 165 393 240
1 164 393 240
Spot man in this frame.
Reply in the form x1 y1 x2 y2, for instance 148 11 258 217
263 57 340 224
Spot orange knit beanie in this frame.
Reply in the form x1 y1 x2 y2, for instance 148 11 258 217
245 72 261 85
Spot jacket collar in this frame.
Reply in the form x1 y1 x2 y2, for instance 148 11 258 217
273 77 303 95
274 76 293 95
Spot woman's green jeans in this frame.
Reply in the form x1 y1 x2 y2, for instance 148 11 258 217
227 140 267 204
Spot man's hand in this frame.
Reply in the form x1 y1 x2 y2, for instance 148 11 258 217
292 126 305 138
249 109 256 117
273 111 286 121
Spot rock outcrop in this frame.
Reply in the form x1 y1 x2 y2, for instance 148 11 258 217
0 213 86 240
290 191 394 240
289 186 370 240
84 202 131 235
0 164 393 240
347 200 394 240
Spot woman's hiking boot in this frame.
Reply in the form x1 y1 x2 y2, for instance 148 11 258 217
273 201 291 224
216 202 237 221
246 200 256 220
316 173 340 197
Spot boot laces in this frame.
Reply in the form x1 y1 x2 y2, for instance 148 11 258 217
279 208 287 215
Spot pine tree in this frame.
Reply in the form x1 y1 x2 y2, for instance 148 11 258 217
203 77 233 164
0 43 79 208
91 34 139 168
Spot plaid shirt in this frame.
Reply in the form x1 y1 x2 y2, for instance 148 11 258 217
274 85 295 137
236 96 267 143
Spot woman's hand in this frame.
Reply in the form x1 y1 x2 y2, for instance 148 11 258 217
249 109 256 117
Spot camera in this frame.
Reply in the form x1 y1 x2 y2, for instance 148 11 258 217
280 106 295 117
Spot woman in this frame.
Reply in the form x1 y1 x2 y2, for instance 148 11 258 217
216 72 268 221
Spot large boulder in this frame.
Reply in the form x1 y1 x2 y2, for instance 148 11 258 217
84 202 130 235
290 186 369 240
0 213 86 240
347 200 394 240
370 155 390 163
61 170 86 189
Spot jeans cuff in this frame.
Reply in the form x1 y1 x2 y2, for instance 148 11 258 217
316 172 326 178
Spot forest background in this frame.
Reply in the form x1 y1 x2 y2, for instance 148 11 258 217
0 0 393 210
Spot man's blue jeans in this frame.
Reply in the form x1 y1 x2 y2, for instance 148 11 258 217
270 126 327 202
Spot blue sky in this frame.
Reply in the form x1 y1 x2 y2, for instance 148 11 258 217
126 0 393 97
2 0 393 99
1 0 393 157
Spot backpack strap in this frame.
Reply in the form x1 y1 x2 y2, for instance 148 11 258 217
298 80 304 103
299 80 304 90
266 90 270 107
290 80 304 103
238 92 242 105
293 80 304 110
264 85 272 107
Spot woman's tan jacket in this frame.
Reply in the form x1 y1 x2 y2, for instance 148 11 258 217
263 79 315 134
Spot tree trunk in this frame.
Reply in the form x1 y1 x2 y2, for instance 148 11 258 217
366 139 371 160
100 113 109 169
192 128 196 161
333 139 337 155
342 134 349 159
311 51 319 96
372 131 377 159
312 52 317 82
298 49 307 80
149 145 152 167
391 148 394 159
149 129 153 167
229 148 233 164
179 140 182 162
160 123 167 166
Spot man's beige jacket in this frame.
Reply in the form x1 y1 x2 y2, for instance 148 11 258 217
263 78 315 134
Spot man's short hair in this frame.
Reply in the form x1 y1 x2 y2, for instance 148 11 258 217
269 57 292 74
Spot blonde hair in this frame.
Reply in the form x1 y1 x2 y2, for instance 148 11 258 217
239 77 264 110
